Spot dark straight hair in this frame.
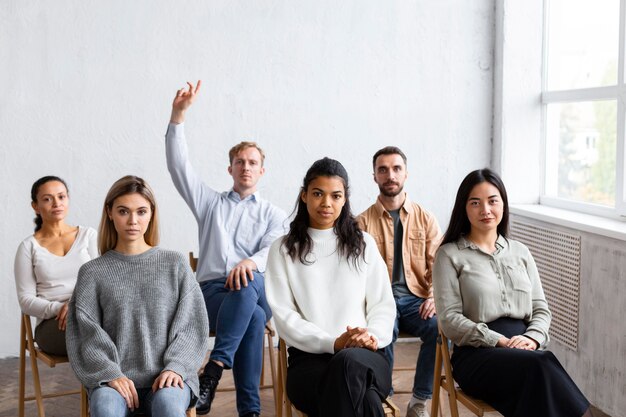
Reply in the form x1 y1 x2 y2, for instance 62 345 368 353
283 157 365 267
441 168 509 246
30 176 69 232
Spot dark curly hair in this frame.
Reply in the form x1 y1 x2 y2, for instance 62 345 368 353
283 157 365 267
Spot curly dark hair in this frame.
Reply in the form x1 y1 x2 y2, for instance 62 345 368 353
283 157 365 267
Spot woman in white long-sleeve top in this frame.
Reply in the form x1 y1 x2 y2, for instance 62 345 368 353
14 176 98 356
265 157 396 417
432 168 592 417
66 175 209 417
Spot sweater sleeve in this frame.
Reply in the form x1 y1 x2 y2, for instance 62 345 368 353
66 267 125 388
14 242 63 319
362 235 396 348
265 240 337 354
162 260 210 380
432 246 501 347
165 122 217 220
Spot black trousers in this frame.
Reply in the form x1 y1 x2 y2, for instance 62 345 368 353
451 318 589 417
286 347 392 417
34 318 67 356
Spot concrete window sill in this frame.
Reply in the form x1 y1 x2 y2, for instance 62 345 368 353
510 204 626 242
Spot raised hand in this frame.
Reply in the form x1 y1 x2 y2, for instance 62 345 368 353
170 80 201 124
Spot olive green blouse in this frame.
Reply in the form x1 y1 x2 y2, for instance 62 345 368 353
433 236 551 348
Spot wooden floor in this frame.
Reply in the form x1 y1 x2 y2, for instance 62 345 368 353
0 342 610 417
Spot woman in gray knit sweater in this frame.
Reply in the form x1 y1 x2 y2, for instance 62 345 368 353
66 175 209 417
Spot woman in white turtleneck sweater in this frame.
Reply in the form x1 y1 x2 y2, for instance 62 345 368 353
266 157 396 417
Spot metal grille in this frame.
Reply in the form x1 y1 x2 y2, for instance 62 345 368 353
510 219 581 350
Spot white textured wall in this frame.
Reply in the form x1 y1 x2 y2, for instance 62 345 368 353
0 1 495 357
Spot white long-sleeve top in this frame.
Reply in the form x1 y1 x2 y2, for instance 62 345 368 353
14 226 98 320
265 228 396 354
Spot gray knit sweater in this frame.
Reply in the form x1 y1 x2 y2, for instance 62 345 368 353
66 247 209 397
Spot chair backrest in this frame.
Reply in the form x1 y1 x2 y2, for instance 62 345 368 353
431 329 498 417
189 252 198 272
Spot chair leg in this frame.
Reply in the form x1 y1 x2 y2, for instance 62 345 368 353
261 333 266 385
81 386 89 417
24 315 46 417
431 335 443 417
266 331 280 417
278 340 293 417
19 318 27 417
440 339 460 417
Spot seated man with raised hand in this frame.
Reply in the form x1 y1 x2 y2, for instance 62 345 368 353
164 80 287 417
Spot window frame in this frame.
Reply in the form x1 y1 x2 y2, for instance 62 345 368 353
540 0 626 220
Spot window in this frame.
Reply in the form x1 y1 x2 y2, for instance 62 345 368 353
542 0 625 218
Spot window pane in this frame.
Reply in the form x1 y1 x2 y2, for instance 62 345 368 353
545 101 616 206
546 0 619 90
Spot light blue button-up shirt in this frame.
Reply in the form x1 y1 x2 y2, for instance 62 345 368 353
165 123 288 282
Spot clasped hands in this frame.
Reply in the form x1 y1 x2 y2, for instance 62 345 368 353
497 334 539 350
107 370 183 411
334 326 378 353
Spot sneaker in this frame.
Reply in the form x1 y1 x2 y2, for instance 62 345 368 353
196 373 220 415
406 401 430 417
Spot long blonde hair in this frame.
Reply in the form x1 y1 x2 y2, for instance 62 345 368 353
98 175 160 254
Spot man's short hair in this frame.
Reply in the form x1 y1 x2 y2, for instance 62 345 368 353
229 141 266 166
372 146 408 169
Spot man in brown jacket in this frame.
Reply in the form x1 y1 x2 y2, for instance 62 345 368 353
358 146 442 417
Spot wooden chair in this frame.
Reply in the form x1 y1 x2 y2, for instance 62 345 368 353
80 386 196 416
189 252 280 414
277 338 400 417
18 313 87 417
431 330 499 417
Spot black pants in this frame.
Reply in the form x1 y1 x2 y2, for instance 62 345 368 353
287 347 392 417
451 318 589 417
34 318 67 356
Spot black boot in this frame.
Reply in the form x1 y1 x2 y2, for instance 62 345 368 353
196 362 223 415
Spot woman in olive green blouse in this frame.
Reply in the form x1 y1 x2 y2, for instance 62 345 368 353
433 168 592 417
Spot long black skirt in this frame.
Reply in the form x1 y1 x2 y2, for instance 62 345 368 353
286 347 392 417
451 318 589 417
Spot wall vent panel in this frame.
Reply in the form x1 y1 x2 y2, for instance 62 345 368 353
510 219 580 350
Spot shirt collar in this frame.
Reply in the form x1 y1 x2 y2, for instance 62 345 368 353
373 192 413 218
228 189 259 202
457 235 507 253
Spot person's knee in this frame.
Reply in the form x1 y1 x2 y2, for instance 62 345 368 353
150 386 190 417
89 387 128 417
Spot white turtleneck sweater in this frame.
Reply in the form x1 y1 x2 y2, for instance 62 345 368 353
265 228 395 354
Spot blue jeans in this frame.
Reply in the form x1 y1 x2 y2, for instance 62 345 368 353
89 384 191 417
383 295 437 400
200 272 271 416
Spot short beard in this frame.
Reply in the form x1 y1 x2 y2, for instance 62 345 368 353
379 184 403 198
